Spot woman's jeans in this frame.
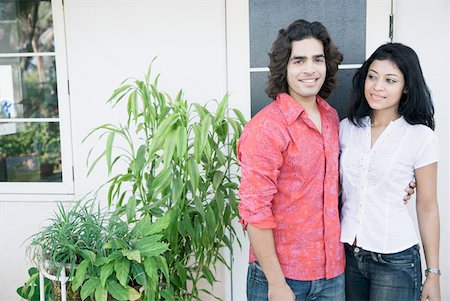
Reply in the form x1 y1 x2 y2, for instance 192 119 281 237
246 261 345 301
345 243 422 301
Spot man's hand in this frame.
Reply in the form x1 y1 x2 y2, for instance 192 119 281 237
403 180 416 204
268 282 296 301
421 274 440 301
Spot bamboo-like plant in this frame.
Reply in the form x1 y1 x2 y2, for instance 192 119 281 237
84 62 246 300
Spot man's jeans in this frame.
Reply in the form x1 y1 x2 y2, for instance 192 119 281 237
345 243 422 301
246 261 345 301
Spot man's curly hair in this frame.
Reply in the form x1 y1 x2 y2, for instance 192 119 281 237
266 19 343 100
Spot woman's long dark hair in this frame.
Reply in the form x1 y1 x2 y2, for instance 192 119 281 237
266 19 343 100
349 42 434 130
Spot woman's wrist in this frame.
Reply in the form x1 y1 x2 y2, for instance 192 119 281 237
425 268 441 277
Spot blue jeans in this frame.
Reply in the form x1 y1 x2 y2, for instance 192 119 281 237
246 261 345 301
345 243 422 301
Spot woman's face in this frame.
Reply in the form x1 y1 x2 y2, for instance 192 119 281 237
364 59 405 114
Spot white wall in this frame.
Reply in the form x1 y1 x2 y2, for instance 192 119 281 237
394 1 450 299
0 1 229 300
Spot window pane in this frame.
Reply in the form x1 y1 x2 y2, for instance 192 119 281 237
0 0 54 53
0 122 62 182
0 55 59 118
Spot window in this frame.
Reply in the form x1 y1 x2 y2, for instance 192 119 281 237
0 0 73 194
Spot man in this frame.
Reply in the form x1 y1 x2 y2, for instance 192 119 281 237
238 19 345 300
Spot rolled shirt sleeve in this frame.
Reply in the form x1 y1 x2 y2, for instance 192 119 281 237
237 121 285 229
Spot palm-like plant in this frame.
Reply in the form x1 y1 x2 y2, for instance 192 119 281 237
84 61 246 300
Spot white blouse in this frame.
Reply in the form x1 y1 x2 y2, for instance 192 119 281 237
339 116 439 253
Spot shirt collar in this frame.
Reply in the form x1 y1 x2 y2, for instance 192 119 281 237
276 92 333 125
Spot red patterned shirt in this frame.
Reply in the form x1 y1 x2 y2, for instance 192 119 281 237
238 93 344 280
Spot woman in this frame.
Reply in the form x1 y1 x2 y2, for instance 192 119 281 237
339 43 441 301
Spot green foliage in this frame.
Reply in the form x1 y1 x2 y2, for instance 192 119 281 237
84 62 246 300
24 199 170 301
26 199 108 280
71 213 170 301
17 267 54 301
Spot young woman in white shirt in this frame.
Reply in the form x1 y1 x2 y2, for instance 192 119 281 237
339 43 440 301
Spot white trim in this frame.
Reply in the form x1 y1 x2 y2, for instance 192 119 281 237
0 118 59 123
366 0 391 58
250 64 363 73
225 1 250 300
0 52 56 58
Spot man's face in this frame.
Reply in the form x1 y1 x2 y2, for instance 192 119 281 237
286 38 326 103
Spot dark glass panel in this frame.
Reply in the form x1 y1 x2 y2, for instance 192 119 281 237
249 0 366 68
0 121 62 182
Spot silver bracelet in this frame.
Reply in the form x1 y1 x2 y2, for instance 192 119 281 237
425 268 441 277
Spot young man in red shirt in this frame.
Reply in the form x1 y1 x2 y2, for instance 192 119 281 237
238 19 345 300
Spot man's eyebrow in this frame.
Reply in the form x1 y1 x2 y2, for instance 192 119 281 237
290 54 325 60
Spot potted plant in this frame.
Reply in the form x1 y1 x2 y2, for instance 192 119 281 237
84 61 246 300
25 199 108 300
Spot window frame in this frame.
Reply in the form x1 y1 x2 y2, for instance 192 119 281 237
0 0 73 195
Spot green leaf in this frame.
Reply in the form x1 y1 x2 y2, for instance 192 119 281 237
187 158 199 194
106 279 129 301
200 115 212 151
105 132 116 175
175 261 187 287
143 257 158 285
126 285 141 301
215 94 229 124
80 277 99 300
212 171 225 191
160 287 175 301
121 249 141 263
95 285 108 301
130 90 139 123
81 249 97 263
108 84 131 103
134 235 168 257
72 258 90 292
175 126 188 159
205 207 217 238
163 129 177 167
194 196 205 219
134 144 147 175
87 150 106 176
215 188 225 216
100 262 115 287
126 195 136 222
114 257 131 287
132 212 170 237
202 267 216 285
171 174 183 204
232 108 247 125
182 213 196 238
131 263 147 287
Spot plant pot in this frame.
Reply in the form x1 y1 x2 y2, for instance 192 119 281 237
51 280 82 301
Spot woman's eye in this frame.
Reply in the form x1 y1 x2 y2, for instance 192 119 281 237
367 74 376 80
386 78 396 83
